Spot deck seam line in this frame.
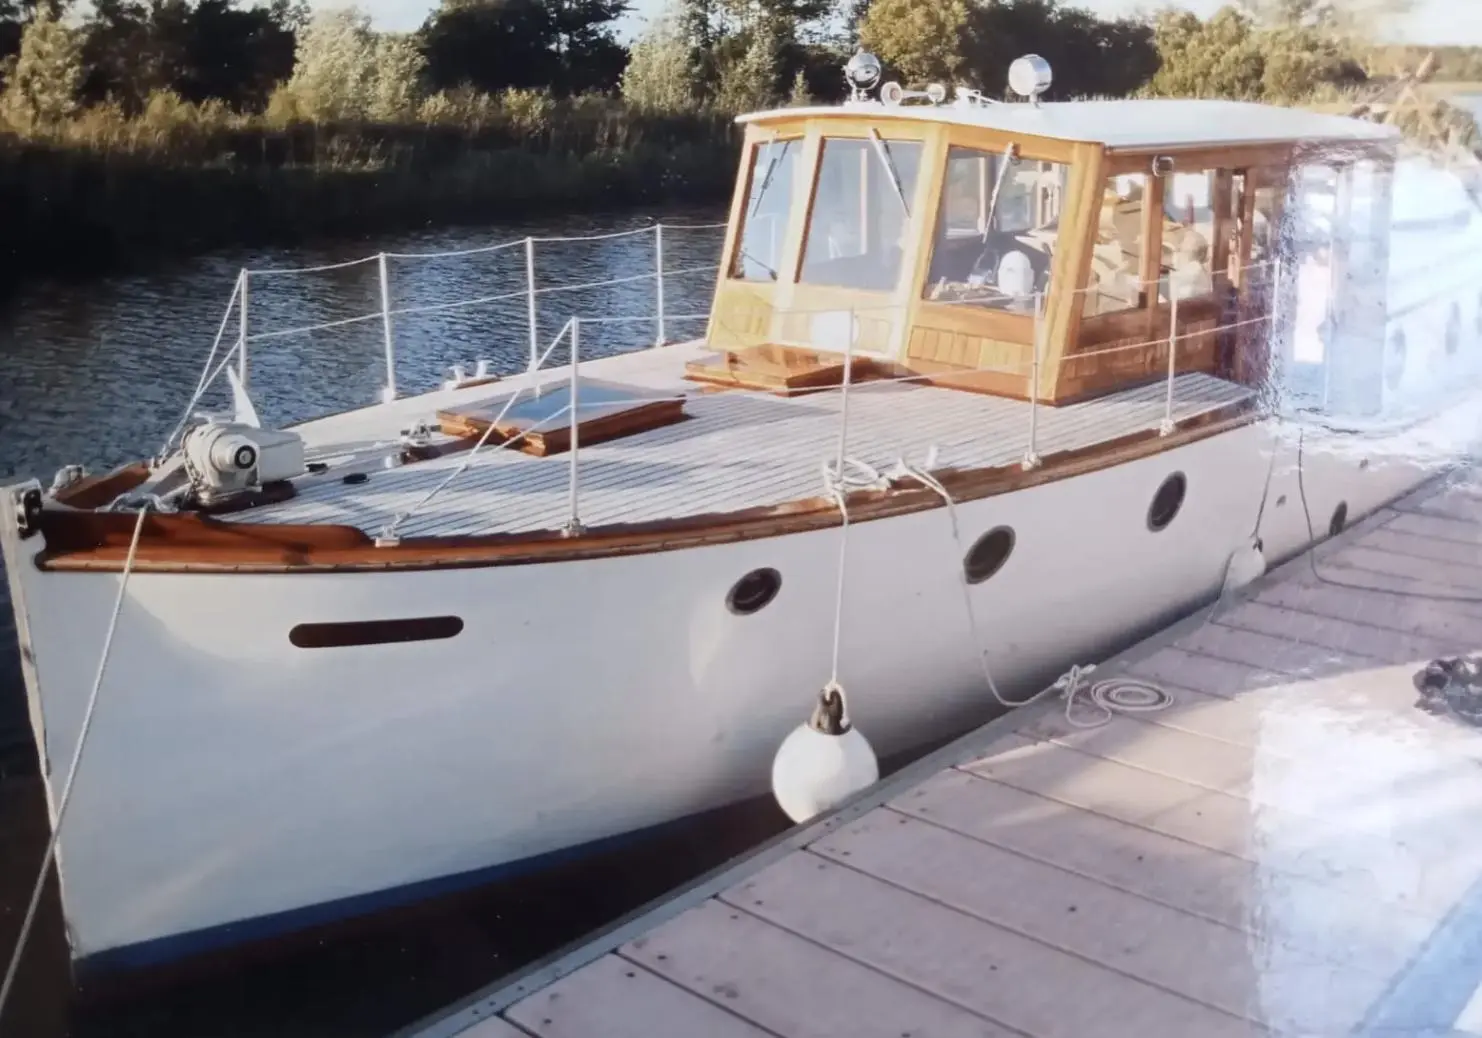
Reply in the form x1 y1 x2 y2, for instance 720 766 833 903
708 895 1039 1038
878 803 1256 936
878 802 1396 976
1387 499 1482 525
1315 553 1482 598
1377 517 1482 549
943 766 1444 921
1288 563 1482 608
1344 536 1482 576
1203 610 1443 664
1221 597 1472 655
787 848 1274 1032
604 951 793 1038
1156 636 1389 680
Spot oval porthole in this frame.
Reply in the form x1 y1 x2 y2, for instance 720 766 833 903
963 526 1016 585
1147 472 1187 532
1447 304 1463 356
1386 328 1407 391
727 567 782 615
1329 501 1348 537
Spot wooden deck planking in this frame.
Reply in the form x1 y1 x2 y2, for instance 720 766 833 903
240 347 1249 537
404 464 1482 1038
502 953 773 1038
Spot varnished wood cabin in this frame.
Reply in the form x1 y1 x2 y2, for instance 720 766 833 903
688 88 1398 406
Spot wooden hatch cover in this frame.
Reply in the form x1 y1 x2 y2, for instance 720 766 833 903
684 343 880 396
436 378 687 457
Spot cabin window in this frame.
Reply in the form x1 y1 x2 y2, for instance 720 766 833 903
923 147 1068 313
1159 170 1217 303
1084 173 1148 317
729 137 799 282
798 136 924 292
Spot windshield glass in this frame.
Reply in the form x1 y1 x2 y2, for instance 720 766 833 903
924 146 1068 313
798 136 923 292
729 138 798 282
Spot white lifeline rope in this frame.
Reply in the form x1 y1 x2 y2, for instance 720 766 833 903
891 458 1173 729
0 503 151 1024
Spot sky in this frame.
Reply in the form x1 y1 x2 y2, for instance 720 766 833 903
342 0 1482 44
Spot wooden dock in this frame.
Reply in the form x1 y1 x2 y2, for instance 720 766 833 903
402 466 1482 1038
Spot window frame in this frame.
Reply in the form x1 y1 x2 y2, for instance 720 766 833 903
727 134 804 284
792 132 927 293
918 145 1071 315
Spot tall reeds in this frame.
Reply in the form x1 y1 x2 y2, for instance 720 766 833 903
0 90 741 287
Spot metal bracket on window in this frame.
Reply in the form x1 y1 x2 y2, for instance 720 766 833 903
1151 155 1175 178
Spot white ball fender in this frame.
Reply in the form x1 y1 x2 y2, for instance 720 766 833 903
1221 537 1267 596
771 687 879 824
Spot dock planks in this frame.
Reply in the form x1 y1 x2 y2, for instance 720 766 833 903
409 465 1482 1038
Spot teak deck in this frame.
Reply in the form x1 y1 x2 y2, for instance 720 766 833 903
402 465 1482 1038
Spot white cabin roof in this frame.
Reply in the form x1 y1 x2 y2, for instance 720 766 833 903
740 98 1398 151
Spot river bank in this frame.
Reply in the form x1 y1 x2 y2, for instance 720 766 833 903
0 108 741 292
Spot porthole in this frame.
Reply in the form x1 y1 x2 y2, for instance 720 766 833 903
727 567 782 615
1147 472 1186 532
963 526 1015 585
1329 501 1348 537
1385 328 1407 391
1447 304 1463 356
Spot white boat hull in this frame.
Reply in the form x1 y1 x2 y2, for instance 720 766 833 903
5 398 1479 972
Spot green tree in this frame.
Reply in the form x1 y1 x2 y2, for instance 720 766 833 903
279 6 424 121
621 6 699 111
715 21 778 111
857 0 967 85
1146 7 1266 99
421 0 628 96
963 0 1157 99
78 0 297 113
0 5 82 130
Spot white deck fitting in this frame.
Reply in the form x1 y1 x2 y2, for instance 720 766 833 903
245 344 1252 538
401 468 1482 1038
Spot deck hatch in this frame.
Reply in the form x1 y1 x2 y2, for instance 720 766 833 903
437 379 687 456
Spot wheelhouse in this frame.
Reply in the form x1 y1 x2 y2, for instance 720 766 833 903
692 66 1400 408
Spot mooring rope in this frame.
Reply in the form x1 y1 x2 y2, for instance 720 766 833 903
0 502 151 1025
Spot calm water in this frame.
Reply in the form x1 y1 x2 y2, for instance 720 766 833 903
0 207 799 1038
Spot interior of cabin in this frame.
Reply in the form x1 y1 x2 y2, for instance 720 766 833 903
688 110 1399 409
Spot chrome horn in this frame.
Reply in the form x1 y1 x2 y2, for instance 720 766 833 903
880 81 948 107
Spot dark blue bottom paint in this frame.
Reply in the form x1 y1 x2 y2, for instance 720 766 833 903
1355 868 1482 1035
76 807 719 979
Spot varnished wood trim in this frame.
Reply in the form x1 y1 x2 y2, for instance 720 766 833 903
1053 142 1107 389
913 302 1033 344
437 392 686 457
741 114 1075 163
944 124 1080 165
1138 170 1165 331
289 616 464 648
35 403 1258 575
1211 170 1235 288
50 463 151 510
1040 142 1105 402
1103 144 1295 177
